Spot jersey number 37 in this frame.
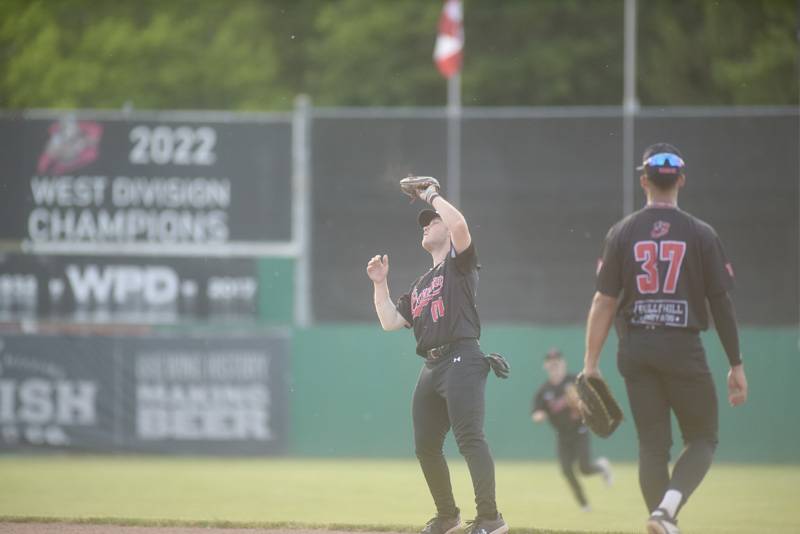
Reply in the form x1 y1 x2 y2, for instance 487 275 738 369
634 240 686 294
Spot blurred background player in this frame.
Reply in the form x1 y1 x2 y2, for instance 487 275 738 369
366 181 508 534
531 347 613 511
583 142 749 534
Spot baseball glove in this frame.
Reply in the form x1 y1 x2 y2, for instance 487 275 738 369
575 372 623 438
400 175 440 200
485 352 510 379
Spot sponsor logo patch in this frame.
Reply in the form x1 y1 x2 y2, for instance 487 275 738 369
631 299 688 328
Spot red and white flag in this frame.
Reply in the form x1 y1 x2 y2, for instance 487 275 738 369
433 0 463 79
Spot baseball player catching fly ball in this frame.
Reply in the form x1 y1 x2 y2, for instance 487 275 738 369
582 143 749 534
366 176 509 534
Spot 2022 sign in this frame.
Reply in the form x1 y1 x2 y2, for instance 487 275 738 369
129 125 217 166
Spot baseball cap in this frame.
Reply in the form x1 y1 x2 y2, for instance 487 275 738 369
544 347 563 361
418 209 441 228
636 142 686 175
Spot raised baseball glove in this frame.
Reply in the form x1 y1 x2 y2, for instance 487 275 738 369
400 175 440 201
575 372 623 438
485 352 510 379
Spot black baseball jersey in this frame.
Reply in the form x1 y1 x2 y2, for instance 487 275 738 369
596 204 735 331
532 373 583 435
397 243 481 356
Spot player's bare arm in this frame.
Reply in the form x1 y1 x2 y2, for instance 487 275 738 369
367 254 409 331
583 291 617 376
430 195 470 253
418 185 471 253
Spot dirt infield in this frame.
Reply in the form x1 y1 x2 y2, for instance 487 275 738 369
0 525 406 534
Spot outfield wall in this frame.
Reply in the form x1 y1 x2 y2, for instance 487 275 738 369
1 324 795 462
0 107 796 462
289 325 799 463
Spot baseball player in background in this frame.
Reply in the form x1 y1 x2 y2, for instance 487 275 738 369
531 348 612 511
366 179 508 534
582 143 749 534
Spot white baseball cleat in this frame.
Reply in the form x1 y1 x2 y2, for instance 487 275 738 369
646 509 681 534
596 456 614 487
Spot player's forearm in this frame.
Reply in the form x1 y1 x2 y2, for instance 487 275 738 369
430 195 471 251
373 281 406 331
708 292 742 367
584 292 617 371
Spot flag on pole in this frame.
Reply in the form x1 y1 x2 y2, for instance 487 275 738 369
434 0 463 79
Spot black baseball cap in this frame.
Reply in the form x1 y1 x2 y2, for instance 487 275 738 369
636 142 686 175
544 347 563 361
418 209 441 228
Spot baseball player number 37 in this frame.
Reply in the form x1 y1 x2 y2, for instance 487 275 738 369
582 143 749 534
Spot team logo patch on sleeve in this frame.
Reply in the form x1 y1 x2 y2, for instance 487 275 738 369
650 221 671 239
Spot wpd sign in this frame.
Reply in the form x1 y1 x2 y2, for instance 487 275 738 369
0 333 290 454
0 112 293 251
0 254 260 323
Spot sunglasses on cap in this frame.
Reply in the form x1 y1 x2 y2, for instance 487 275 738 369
636 152 685 171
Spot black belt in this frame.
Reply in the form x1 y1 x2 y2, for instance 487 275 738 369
421 338 479 361
425 343 452 360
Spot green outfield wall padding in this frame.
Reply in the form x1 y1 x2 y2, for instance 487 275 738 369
289 325 799 463
258 258 294 324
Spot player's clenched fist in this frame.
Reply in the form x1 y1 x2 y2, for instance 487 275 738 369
366 254 389 283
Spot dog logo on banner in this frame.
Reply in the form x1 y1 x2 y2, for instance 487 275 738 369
37 115 103 175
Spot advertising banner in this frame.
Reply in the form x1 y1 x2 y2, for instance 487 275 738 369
122 336 289 454
0 113 292 252
0 335 114 451
0 333 289 454
0 254 260 323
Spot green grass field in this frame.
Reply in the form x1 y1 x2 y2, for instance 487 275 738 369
0 456 797 534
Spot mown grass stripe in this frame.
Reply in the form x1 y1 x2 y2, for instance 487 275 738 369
0 516 632 534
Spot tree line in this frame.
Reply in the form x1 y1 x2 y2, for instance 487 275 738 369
0 0 796 110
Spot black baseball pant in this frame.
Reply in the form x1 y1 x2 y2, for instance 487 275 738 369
412 339 498 520
557 429 601 507
618 328 718 516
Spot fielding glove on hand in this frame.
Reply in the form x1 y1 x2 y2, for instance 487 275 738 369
575 372 623 438
485 352 510 379
400 175 440 203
